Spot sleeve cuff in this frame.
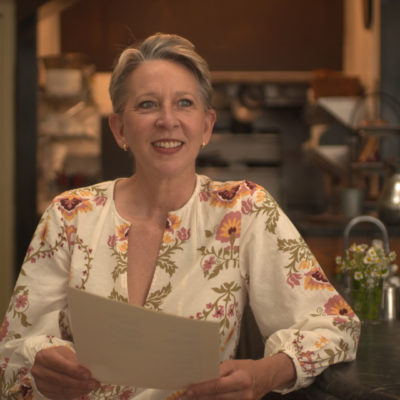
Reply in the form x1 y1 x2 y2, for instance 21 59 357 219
20 338 76 399
18 336 75 366
264 338 316 393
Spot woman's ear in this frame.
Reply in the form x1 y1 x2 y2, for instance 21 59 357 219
108 113 125 149
202 108 216 146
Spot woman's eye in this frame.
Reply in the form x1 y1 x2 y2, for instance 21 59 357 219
139 100 155 109
178 98 193 107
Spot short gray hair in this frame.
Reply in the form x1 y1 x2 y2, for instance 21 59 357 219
109 33 213 114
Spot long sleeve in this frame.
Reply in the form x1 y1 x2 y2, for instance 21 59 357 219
0 203 74 399
240 186 360 393
0 177 361 399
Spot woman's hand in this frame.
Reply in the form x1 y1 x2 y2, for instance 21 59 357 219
31 345 100 399
181 353 296 400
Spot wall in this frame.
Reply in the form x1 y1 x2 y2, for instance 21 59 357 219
37 1 60 56
37 0 79 56
0 0 16 318
343 0 381 93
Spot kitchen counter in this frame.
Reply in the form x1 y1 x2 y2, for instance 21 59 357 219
238 307 400 400
306 320 400 399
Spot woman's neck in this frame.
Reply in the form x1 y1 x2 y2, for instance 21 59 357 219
114 171 197 225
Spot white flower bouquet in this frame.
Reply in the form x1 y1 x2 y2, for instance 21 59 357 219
336 240 397 320
336 240 396 288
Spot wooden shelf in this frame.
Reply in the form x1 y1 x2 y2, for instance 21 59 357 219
356 125 400 137
210 70 312 84
38 133 97 141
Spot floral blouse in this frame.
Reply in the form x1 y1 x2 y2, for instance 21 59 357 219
0 175 360 399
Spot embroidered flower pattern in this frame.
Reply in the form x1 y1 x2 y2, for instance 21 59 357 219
108 222 130 282
248 186 279 234
190 281 241 337
0 178 360 397
310 294 359 350
292 330 344 375
74 237 94 290
216 211 241 243
54 186 107 221
7 286 31 328
23 217 67 266
15 295 28 311
157 215 191 277
167 390 185 400
57 195 93 220
304 268 334 291
324 295 355 318
198 211 240 279
203 256 216 272
0 363 34 399
315 336 328 349
278 238 335 293
0 318 9 342
144 283 172 311
108 288 128 303
65 225 77 247
39 217 50 243
206 180 258 209
89 384 135 399
210 183 241 208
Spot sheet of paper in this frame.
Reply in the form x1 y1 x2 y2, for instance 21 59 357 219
67 287 220 389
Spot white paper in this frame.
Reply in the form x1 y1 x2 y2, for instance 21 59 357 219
67 287 220 389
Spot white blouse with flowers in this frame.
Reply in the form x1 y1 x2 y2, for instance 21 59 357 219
0 175 360 399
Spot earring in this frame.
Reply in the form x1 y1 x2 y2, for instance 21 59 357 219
122 144 128 152
201 141 206 149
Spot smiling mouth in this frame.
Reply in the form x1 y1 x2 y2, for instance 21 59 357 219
152 140 183 149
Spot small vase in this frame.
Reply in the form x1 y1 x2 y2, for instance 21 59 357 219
350 279 383 323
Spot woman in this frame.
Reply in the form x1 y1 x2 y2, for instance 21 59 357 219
0 33 360 399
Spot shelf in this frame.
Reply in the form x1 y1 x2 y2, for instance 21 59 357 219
38 92 89 104
351 162 385 172
317 96 400 138
317 96 360 127
356 125 400 137
38 133 97 141
210 70 312 84
201 132 281 165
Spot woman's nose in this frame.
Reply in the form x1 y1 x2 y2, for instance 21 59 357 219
155 105 179 129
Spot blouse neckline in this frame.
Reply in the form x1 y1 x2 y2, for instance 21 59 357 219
109 175 202 225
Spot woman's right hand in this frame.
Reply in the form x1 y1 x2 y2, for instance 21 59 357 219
31 345 100 399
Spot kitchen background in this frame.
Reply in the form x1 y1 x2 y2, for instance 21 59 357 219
1 0 400 318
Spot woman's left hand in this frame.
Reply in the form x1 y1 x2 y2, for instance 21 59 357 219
181 354 296 400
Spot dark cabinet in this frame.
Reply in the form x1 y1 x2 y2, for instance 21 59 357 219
60 0 344 72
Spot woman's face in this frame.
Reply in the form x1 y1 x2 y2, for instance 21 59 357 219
110 59 215 180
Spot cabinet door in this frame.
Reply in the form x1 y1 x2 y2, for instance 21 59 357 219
61 0 343 72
